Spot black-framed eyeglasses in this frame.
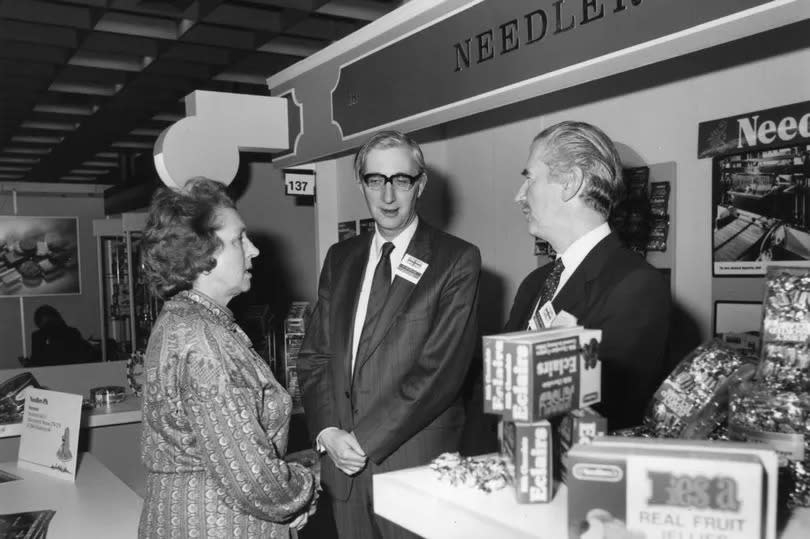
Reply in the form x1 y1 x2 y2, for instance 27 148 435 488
361 171 423 191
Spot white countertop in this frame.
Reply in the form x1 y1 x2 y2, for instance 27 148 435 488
0 396 142 439
0 452 143 538
374 463 567 539
374 463 810 539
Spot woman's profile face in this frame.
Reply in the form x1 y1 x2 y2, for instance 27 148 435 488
194 207 259 305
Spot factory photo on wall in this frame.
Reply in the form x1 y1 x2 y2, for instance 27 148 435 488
700 100 810 276
0 216 81 297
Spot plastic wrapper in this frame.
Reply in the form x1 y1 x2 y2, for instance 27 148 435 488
759 265 810 393
649 181 670 217
646 217 669 252
430 452 510 493
729 387 810 508
643 339 757 439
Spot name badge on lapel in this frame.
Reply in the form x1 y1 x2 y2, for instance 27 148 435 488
539 301 556 328
395 254 429 284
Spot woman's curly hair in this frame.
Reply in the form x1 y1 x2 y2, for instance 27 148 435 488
141 178 236 299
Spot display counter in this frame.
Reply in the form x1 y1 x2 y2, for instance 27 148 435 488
0 396 142 439
0 452 142 538
374 463 810 539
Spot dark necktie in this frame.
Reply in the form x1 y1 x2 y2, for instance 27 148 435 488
355 242 395 367
530 257 565 329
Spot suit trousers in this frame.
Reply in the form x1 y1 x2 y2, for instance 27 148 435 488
331 465 421 539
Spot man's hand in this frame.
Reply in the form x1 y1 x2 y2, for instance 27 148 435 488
320 429 367 475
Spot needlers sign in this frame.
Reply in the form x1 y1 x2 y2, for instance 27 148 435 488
331 0 774 139
698 100 810 159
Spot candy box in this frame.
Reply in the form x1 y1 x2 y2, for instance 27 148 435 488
482 327 584 415
573 437 779 539
557 407 607 482
500 420 554 503
505 329 601 421
483 330 530 415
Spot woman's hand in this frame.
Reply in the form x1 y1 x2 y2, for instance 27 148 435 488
290 512 308 531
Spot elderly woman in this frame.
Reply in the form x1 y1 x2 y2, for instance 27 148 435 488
138 178 316 538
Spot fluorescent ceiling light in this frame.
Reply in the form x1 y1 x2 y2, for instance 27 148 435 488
50 81 122 96
21 120 79 131
96 152 119 159
33 103 98 116
317 0 390 21
152 113 183 122
0 166 31 172
0 173 25 179
213 72 267 85
259 37 323 57
111 141 153 149
83 160 119 168
69 50 153 72
95 12 179 40
11 135 63 144
3 147 51 155
0 157 39 164
129 128 162 136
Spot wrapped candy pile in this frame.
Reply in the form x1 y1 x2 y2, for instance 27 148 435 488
643 339 757 440
729 265 810 508
429 452 510 493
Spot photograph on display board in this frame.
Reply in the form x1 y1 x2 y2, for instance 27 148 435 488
0 216 80 297
712 143 810 275
701 100 810 276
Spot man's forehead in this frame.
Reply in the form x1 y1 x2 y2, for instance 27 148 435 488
366 145 418 169
526 141 550 169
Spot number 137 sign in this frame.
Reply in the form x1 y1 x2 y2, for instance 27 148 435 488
284 169 315 196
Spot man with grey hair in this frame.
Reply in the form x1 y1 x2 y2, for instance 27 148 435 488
505 120 670 430
298 130 481 538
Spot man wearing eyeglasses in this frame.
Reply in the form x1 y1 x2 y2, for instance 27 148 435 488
298 130 481 539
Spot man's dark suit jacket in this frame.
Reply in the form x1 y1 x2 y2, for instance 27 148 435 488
504 232 670 430
297 220 481 502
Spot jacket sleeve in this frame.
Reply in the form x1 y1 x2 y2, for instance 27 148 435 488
354 245 482 463
296 245 341 442
176 329 316 523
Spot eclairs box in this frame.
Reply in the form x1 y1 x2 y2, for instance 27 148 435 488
482 327 595 418
566 438 778 539
500 420 554 503
557 407 607 482
505 329 601 422
482 329 580 414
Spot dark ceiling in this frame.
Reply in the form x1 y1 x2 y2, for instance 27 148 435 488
0 0 401 187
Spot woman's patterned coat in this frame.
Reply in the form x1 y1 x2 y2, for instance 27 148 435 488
139 290 315 538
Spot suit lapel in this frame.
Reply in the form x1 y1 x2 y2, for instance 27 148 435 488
334 236 372 383
552 233 620 319
355 221 433 373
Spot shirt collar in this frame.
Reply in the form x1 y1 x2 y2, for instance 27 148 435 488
372 216 419 258
559 222 611 274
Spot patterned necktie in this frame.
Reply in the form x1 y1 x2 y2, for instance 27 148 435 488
355 242 395 366
530 257 565 329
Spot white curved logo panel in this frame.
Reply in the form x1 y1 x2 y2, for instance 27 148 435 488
154 90 289 189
